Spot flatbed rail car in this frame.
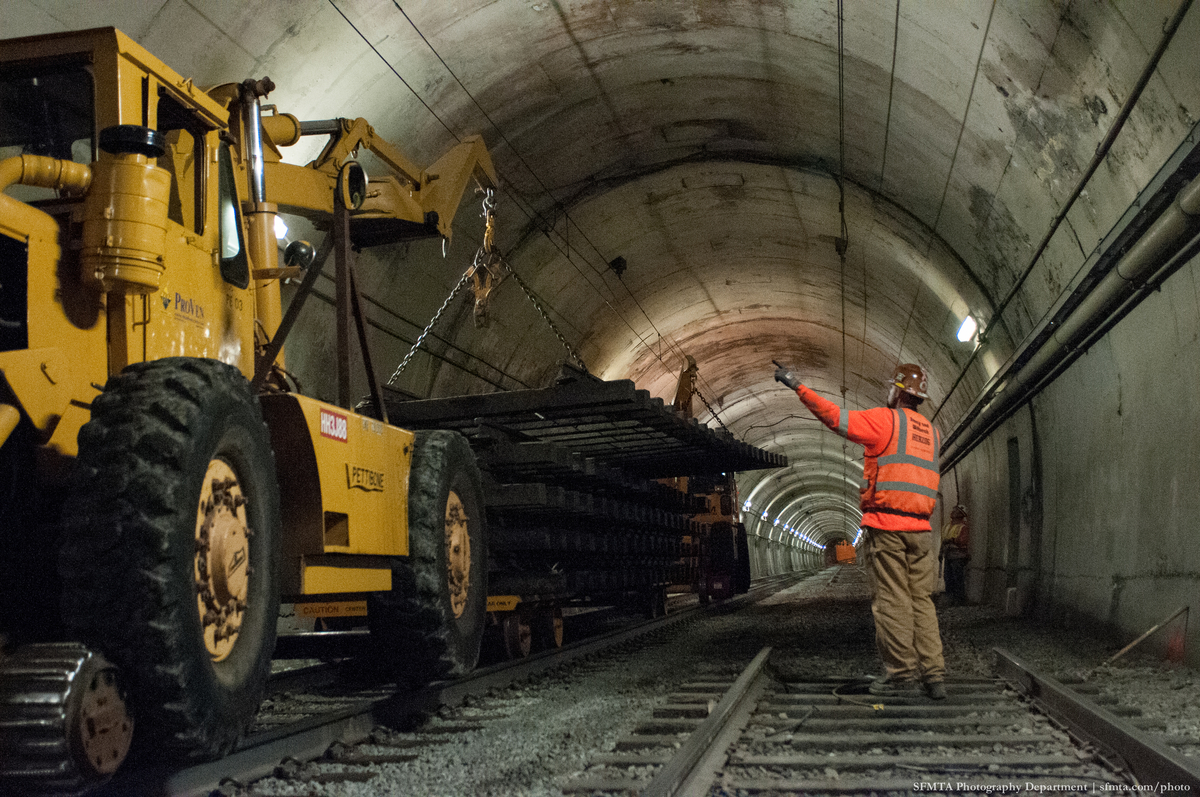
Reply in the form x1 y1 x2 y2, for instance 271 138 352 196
375 364 785 650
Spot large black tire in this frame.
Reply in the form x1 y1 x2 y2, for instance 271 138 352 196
58 358 281 761
369 430 487 687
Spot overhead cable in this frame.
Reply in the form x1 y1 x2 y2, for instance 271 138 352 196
389 1 730 424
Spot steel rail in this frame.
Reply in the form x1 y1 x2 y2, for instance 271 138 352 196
994 647 1200 789
640 646 772 797
97 573 803 796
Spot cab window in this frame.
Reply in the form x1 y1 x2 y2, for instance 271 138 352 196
0 60 94 202
217 144 249 288
156 93 206 235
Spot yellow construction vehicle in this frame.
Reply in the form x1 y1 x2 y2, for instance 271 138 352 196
0 27 495 793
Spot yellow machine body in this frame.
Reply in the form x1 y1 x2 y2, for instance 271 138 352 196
262 393 414 595
0 27 495 600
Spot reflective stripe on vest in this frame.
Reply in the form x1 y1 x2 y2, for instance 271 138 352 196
867 409 940 515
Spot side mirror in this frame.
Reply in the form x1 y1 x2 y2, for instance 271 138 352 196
337 161 367 210
283 239 316 271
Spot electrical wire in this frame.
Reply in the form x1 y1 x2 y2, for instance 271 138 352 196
387 1 730 422
370 0 694 401
878 0 901 191
325 0 459 143
740 414 824 434
836 0 851 540
930 0 996 234
302 280 526 390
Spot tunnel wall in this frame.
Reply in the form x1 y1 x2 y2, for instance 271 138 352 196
945 249 1200 667
747 532 823 579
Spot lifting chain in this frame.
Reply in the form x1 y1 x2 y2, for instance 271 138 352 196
387 189 589 384
505 267 588 373
695 386 729 433
386 268 471 386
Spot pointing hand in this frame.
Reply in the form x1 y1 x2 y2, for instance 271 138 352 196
772 360 801 390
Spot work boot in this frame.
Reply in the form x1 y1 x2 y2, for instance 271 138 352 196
924 680 947 700
867 677 919 697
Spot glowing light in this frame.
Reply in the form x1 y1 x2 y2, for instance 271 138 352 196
957 315 977 342
274 215 289 240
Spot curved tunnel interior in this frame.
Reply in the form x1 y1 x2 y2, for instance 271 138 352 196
12 0 1200 658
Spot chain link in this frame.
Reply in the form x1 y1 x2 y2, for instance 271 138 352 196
386 188 589 385
386 269 471 386
506 268 588 373
694 387 729 433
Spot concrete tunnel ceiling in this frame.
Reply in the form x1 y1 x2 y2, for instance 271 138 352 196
14 0 1200 546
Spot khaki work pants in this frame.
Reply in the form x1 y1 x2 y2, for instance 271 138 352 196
862 527 945 682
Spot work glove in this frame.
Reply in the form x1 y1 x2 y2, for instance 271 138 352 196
773 361 801 390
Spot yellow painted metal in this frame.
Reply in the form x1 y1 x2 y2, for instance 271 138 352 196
0 30 263 382
295 600 368 619
0 25 496 623
0 156 91 244
289 393 413 557
122 130 258 377
260 113 301 151
46 401 93 458
246 201 282 349
82 153 172 294
0 154 105 445
0 405 19 449
262 124 496 243
421 136 498 241
0 348 77 435
302 566 391 595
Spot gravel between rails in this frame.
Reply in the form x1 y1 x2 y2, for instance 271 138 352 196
247 567 1199 796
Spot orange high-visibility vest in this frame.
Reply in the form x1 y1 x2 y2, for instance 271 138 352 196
861 408 940 518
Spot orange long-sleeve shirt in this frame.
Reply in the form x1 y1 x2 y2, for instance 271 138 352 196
794 384 935 532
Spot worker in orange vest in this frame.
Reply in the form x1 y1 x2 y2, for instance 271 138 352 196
940 505 970 604
774 361 947 700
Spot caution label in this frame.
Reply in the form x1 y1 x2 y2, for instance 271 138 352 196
296 600 368 618
487 595 521 612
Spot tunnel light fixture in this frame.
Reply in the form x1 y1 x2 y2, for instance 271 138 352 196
273 215 289 240
957 315 978 342
761 509 769 520
743 498 752 511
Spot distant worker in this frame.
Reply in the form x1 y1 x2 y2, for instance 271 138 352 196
773 361 947 701
940 505 970 604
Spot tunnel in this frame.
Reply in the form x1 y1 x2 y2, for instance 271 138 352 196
12 0 1200 666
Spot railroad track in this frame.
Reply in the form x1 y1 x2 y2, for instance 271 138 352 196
559 646 1200 796
88 574 801 797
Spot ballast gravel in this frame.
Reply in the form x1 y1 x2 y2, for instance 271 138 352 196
249 568 1199 796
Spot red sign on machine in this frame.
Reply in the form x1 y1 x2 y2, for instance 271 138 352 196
319 409 348 442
